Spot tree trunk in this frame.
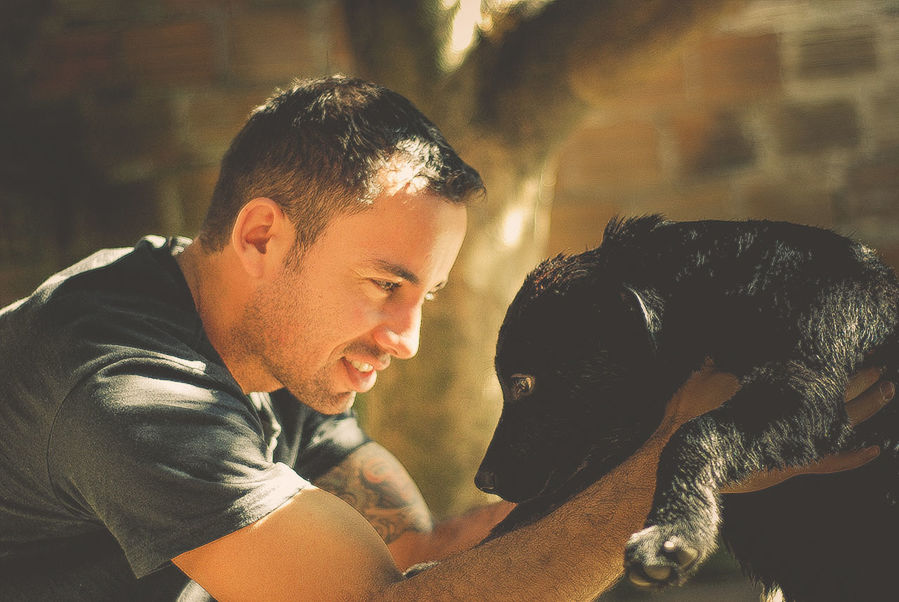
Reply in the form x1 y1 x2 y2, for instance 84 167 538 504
343 0 739 517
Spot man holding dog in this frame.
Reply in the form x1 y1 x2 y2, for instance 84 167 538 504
0 75 892 601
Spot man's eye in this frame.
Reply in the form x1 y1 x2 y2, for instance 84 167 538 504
373 280 400 294
509 373 536 401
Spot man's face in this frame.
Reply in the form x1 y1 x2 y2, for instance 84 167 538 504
241 187 467 414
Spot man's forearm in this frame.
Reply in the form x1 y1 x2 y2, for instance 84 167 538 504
174 429 669 602
391 499 516 568
374 427 673 601
315 441 516 570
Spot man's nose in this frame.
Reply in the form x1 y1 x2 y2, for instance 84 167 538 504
375 303 421 359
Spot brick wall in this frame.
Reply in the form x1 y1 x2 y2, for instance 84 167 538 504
4 1 896 301
549 0 899 271
0 0 354 305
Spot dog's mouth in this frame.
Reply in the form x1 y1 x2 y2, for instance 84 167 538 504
532 469 562 498
532 442 631 500
482 466 571 502
534 464 583 499
489 449 613 502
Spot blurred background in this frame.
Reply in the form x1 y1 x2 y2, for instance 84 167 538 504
2 1 897 599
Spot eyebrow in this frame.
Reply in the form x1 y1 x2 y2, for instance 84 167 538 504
372 259 421 285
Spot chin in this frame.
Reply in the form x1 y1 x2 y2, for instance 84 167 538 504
332 392 356 413
295 389 356 415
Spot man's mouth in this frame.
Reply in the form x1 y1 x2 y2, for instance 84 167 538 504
349 359 374 373
342 357 381 393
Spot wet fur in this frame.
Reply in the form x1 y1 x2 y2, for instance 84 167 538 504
479 216 899 601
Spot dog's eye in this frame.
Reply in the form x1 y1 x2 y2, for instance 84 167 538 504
509 373 536 401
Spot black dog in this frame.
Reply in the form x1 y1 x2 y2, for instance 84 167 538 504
476 216 898 602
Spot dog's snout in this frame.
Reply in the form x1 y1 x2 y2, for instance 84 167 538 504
475 469 497 494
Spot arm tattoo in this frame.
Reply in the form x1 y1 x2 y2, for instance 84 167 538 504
313 442 434 544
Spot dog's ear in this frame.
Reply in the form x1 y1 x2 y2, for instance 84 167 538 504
620 285 660 355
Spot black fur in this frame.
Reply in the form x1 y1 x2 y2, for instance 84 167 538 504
477 216 899 602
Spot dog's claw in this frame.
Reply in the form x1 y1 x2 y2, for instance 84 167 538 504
624 527 707 589
626 570 654 588
642 565 672 581
664 539 698 568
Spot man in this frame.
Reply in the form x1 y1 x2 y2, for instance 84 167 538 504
0 76 891 601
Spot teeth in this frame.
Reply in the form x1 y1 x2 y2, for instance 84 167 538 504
350 360 374 372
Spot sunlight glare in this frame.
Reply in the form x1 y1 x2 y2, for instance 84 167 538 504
441 0 483 69
501 205 527 247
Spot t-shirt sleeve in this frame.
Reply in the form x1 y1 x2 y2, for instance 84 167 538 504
47 357 309 578
265 388 371 482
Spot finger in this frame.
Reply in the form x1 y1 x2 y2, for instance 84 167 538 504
721 469 791 494
721 446 881 494
845 380 894 425
797 446 880 475
844 366 883 401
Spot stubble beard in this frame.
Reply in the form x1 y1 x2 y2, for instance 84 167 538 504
235 271 355 415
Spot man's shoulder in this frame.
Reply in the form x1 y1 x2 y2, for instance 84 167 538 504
0 236 226 413
42 236 195 320
18 237 201 348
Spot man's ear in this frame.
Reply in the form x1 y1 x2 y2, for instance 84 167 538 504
230 197 294 279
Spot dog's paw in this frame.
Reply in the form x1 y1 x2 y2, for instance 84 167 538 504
623 526 702 589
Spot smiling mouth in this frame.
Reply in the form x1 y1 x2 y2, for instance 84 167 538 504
349 359 374 373
341 356 384 394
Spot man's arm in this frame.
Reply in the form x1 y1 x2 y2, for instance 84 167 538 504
172 367 893 601
311 441 433 552
312 441 515 570
172 420 672 601
172 367 713 601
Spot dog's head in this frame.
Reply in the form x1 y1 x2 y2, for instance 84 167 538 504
476 250 665 502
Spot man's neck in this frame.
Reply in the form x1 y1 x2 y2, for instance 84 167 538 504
175 241 276 394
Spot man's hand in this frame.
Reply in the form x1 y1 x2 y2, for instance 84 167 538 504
721 366 894 494
313 441 514 570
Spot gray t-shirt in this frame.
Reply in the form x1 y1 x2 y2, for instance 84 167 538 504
0 237 369 590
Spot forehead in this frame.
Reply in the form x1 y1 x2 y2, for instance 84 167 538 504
307 188 467 283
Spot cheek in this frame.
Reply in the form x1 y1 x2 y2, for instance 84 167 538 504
340 298 380 336
274 271 384 354
310 295 383 354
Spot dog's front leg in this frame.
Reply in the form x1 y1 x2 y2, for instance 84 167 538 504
622 410 745 589
623 365 848 589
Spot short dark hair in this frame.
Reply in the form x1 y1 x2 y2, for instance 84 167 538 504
198 75 484 254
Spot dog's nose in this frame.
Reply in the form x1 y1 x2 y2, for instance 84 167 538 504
475 469 497 494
